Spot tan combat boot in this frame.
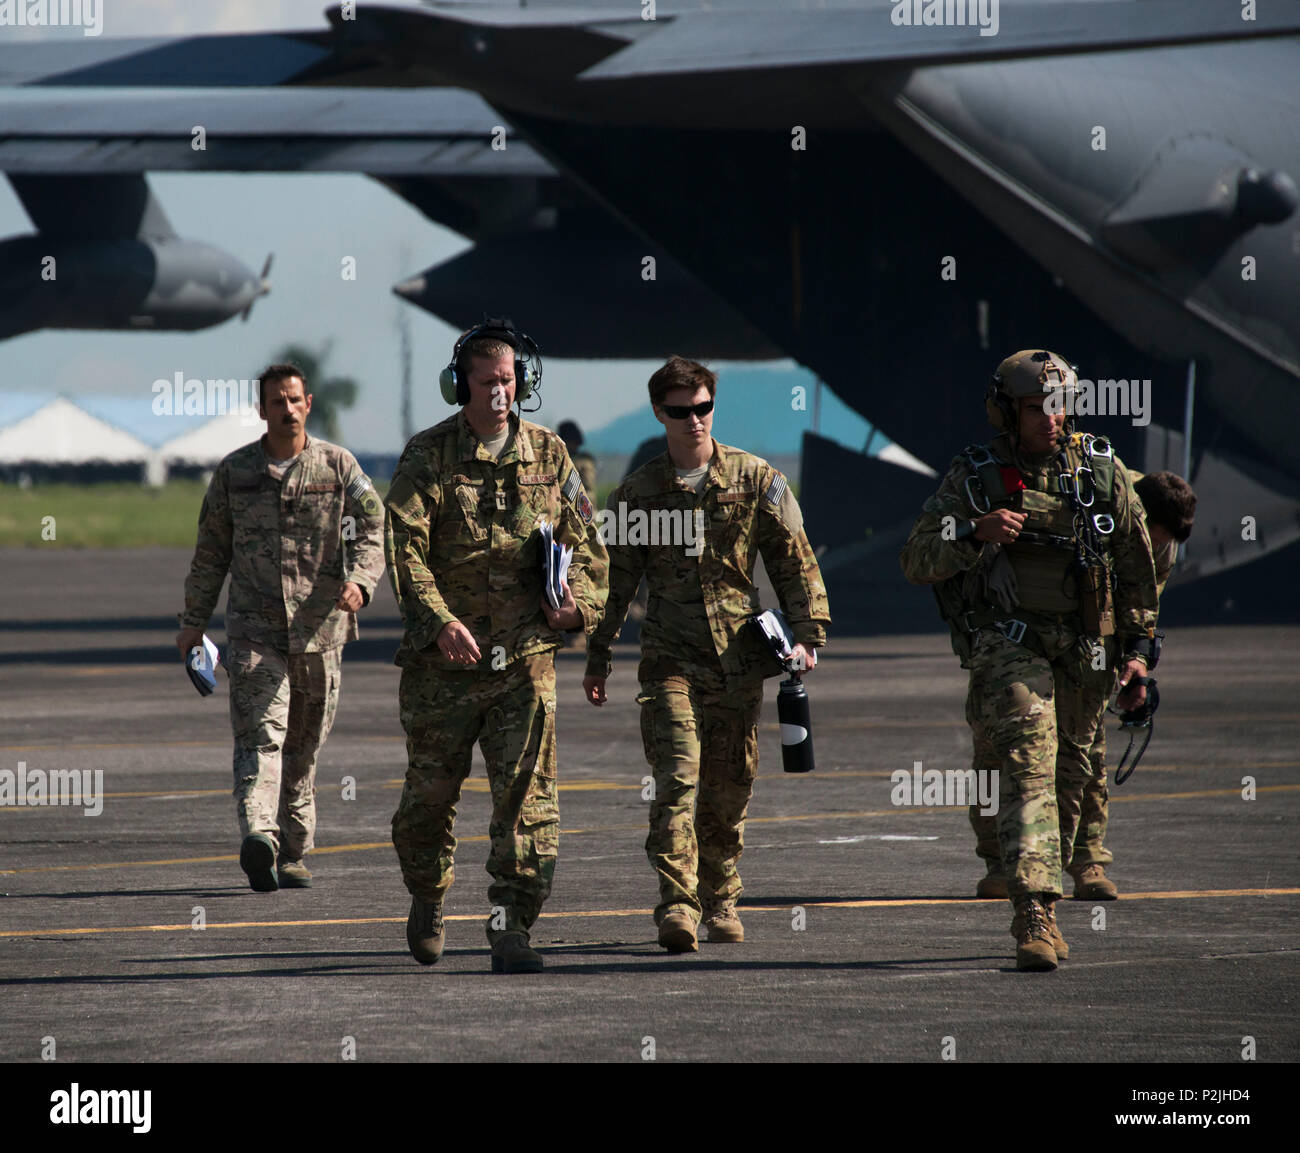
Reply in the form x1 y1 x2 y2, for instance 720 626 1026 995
1010 895 1059 971
1070 862 1118 900
491 930 544 974
1043 899 1069 960
702 905 744 943
277 857 312 888
657 910 698 953
976 862 1009 900
406 896 445 965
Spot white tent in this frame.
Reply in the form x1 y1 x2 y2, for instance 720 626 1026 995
159 411 262 467
0 396 153 465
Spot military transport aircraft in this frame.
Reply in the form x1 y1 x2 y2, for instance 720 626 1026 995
1 0 1297 592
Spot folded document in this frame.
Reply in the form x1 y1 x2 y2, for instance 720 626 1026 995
539 519 573 610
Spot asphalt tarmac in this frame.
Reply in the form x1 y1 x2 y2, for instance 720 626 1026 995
2 548 1298 1066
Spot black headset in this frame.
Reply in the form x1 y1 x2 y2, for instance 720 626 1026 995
439 318 543 408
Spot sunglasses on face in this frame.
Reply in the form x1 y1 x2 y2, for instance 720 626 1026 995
660 399 714 420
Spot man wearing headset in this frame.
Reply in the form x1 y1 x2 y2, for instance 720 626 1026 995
900 350 1157 971
384 320 608 974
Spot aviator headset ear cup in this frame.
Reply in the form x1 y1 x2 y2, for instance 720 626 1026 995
985 377 1014 431
439 323 542 406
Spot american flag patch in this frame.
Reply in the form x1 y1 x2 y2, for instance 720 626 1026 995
346 474 372 501
764 473 787 506
561 468 581 504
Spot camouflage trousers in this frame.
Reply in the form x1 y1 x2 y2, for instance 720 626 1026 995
392 653 558 943
635 653 765 925
965 621 1112 901
969 636 1117 874
226 640 342 862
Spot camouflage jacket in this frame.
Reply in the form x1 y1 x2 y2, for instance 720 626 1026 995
179 435 386 652
384 410 609 670
899 431 1157 642
586 439 831 681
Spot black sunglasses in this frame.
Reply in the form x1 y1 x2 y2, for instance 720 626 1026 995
660 399 714 420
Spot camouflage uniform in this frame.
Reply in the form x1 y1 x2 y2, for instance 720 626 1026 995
969 484 1180 878
179 435 386 861
586 440 830 925
575 451 598 501
901 431 1157 902
385 410 608 942
1067 505 1178 871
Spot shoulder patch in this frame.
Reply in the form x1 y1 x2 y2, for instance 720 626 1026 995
561 468 581 504
346 473 373 502
764 473 787 507
576 489 594 525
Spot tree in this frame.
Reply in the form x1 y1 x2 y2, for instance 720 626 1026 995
270 341 357 442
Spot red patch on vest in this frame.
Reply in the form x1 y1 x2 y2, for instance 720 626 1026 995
999 466 1027 493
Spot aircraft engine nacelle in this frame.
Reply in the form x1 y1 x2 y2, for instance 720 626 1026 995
0 234 267 339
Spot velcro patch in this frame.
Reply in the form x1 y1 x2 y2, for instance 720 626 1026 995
764 473 787 506
518 472 557 485
576 489 594 525
346 474 372 501
561 468 581 504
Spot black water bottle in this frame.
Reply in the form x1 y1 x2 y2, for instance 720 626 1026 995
777 674 814 773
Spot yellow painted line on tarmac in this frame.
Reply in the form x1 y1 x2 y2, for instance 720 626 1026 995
3 888 1297 940
3 785 1295 874
0 741 227 752
3 765 1296 809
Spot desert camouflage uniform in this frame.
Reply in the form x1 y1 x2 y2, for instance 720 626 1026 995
586 440 830 925
179 435 385 860
901 431 1157 901
385 410 608 942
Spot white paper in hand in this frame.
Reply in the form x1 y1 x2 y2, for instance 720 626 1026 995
538 518 574 609
186 634 221 697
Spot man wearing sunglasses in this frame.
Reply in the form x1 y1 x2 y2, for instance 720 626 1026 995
583 356 830 953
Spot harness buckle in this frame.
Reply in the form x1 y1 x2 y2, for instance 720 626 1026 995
1057 472 1077 498
994 618 1028 645
965 445 998 469
1092 513 1115 535
964 474 991 514
1087 437 1113 460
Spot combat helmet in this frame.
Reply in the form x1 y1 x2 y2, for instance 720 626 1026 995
986 349 1078 431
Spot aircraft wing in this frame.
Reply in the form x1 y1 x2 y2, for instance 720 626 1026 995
0 88 551 177
580 0 1300 79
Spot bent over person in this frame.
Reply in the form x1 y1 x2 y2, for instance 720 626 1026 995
583 357 830 953
177 363 386 892
384 321 608 974
900 349 1158 971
